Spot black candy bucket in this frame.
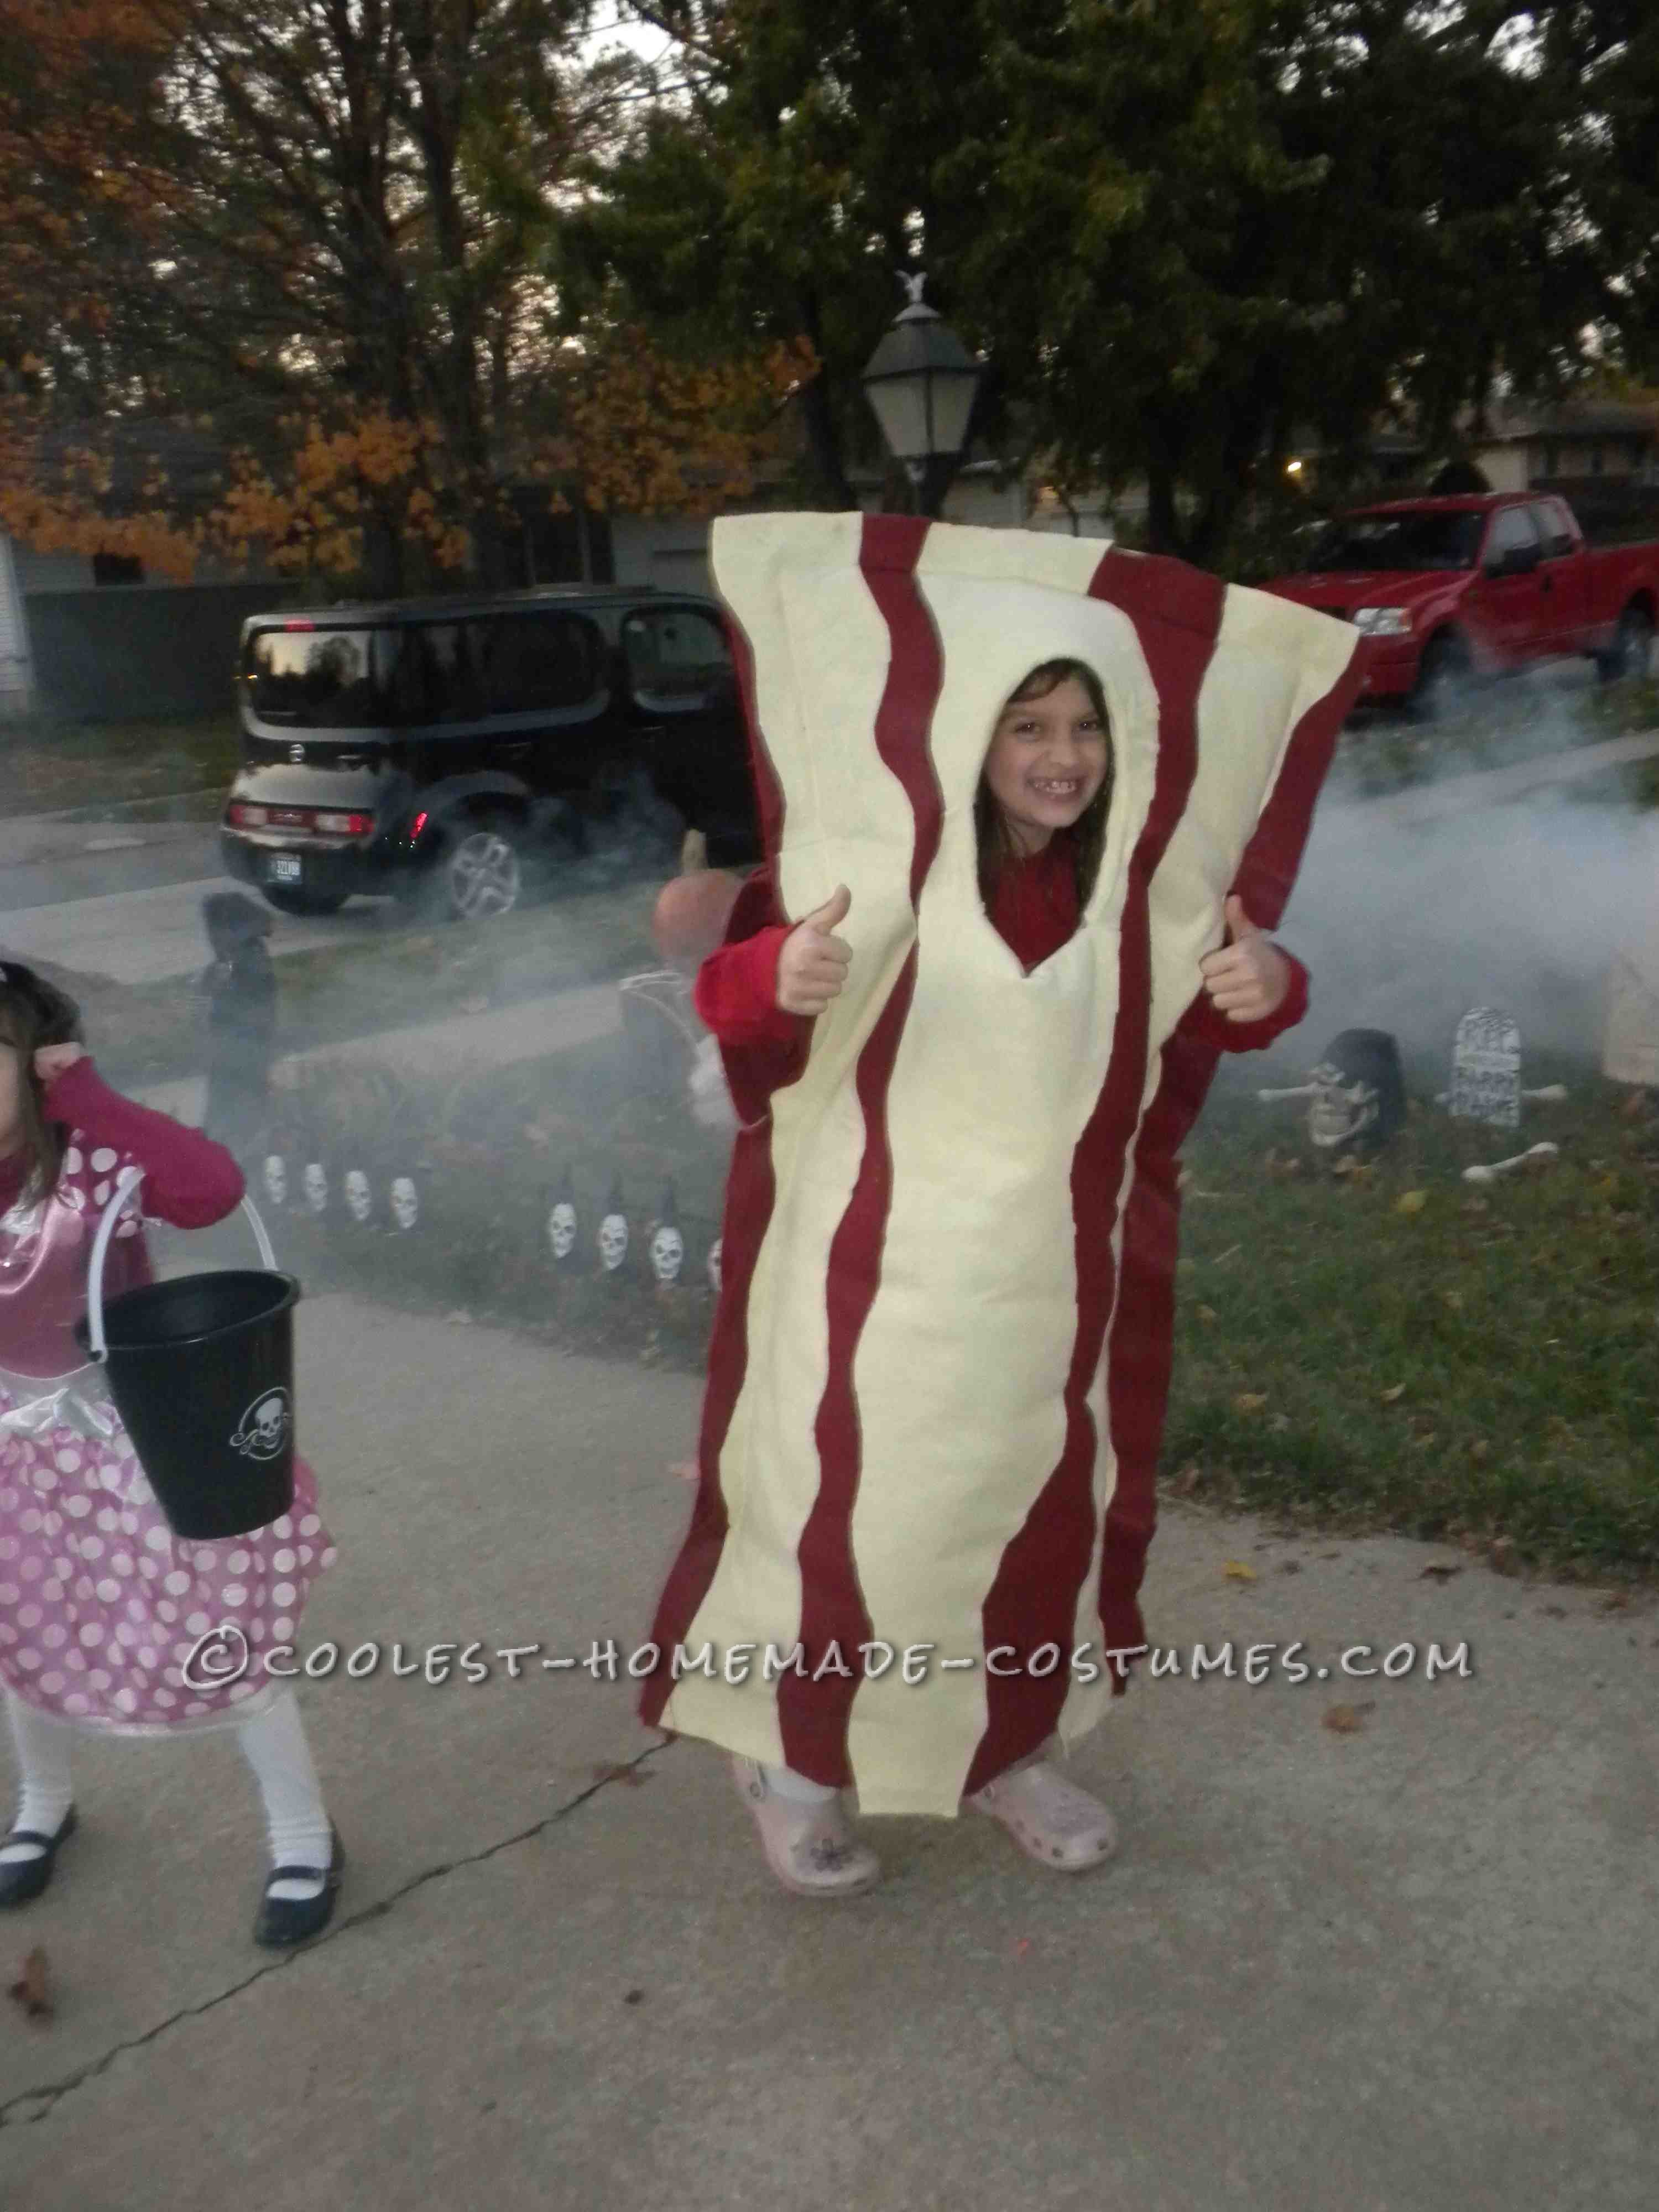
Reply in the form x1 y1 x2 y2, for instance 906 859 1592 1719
73 1168 300 1541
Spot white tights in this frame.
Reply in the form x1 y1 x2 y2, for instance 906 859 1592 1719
4 1686 332 1900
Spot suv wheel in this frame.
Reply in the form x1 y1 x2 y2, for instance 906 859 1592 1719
439 816 526 921
263 886 348 917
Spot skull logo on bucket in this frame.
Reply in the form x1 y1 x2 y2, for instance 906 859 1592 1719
230 1387 293 1461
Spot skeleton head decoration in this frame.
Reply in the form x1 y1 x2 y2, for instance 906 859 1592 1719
648 1183 684 1287
344 1168 373 1225
547 1168 578 1263
597 1177 629 1273
303 1161 328 1215
706 1237 724 1296
1306 1029 1407 1156
390 1176 419 1232
262 1155 288 1209
230 1386 292 1461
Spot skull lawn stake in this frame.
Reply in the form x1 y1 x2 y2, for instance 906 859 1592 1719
343 1168 374 1227
262 1155 288 1209
597 1177 629 1274
1448 1006 1521 1130
390 1175 420 1232
547 1167 579 1264
302 1161 328 1216
1306 1030 1407 1159
648 1182 685 1290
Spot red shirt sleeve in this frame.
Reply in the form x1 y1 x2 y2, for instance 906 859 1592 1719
1190 947 1310 1055
44 1058 246 1228
690 865 814 1113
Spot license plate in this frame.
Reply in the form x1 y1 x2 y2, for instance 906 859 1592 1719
266 854 302 884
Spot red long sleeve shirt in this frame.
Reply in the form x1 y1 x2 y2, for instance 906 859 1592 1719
694 842 1309 1071
0 1059 244 1227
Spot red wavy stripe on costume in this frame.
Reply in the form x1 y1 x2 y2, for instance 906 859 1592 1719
969 554 1224 1784
776 515 944 1784
1097 601 1366 1665
855 515 947 900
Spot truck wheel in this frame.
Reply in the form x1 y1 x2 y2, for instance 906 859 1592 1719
1595 606 1655 685
262 886 348 917
1411 636 1470 724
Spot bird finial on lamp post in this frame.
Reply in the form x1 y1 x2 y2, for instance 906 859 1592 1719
896 268 928 308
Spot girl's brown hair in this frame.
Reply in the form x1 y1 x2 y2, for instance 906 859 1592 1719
974 658 1114 909
0 961 84 1204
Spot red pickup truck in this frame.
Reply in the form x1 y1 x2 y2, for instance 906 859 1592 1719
1260 492 1659 716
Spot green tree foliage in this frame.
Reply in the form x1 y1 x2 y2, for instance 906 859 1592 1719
595 2 1656 564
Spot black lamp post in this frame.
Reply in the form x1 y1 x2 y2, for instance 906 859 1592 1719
859 273 985 519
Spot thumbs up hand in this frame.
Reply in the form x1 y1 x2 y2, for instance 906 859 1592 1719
1198 894 1291 1021
776 884 854 1016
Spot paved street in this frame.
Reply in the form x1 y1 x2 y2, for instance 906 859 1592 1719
0 1295 1652 2210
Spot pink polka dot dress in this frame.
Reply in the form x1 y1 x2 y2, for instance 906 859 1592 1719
0 1061 336 1738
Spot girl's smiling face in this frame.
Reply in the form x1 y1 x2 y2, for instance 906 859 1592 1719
982 674 1110 856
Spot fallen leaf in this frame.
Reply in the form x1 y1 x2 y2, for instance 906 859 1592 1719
1222 1560 1258 1582
1013 1938 1031 1960
1420 1563 1462 1582
1267 1412 1291 1433
1196 1304 1218 1325
1394 1189 1428 1214
1380 1383 1407 1404
444 1310 473 1326
1542 1604 1568 1619
667 1458 699 1484
1233 1391 1267 1414
1322 1703 1372 1735
1488 1537 1520 1577
1599 1593 1630 1614
590 1764 652 1789
1467 1439 1490 1463
624 1988 645 2005
1279 1559 1302 1574
1441 1289 1464 1311
1171 1463 1202 1496
7 1947 50 2020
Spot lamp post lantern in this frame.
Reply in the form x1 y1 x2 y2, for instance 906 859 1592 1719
860 272 985 518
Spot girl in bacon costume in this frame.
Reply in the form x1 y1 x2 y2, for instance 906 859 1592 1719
640 515 1364 1896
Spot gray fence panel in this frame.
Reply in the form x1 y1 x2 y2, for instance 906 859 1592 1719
23 583 296 721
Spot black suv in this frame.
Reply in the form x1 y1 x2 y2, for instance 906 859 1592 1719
220 585 759 920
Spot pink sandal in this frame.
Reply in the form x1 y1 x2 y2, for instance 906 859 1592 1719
731 1759 881 1897
969 1761 1117 1872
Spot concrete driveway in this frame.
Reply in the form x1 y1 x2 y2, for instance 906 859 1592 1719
0 1295 1652 2211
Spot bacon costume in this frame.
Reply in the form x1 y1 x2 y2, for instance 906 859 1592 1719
641 515 1364 1815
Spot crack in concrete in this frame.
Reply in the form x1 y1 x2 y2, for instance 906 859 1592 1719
0 1742 668 2128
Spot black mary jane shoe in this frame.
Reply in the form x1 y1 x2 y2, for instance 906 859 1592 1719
0 1805 77 1908
253 1822 346 1949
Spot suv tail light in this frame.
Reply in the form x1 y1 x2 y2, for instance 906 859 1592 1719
227 801 371 837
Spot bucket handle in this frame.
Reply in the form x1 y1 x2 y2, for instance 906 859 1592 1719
85 1166 279 1363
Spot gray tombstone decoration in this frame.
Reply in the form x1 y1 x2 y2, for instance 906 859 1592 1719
1448 1007 1522 1129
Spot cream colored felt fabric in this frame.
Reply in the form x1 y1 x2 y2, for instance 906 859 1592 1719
658 515 1360 1814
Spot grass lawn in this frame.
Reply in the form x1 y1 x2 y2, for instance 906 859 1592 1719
1171 1057 1658 1582
0 713 240 816
231 1029 1659 1584
1324 671 1659 804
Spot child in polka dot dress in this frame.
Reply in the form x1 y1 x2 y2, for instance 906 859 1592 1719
0 961 343 1946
